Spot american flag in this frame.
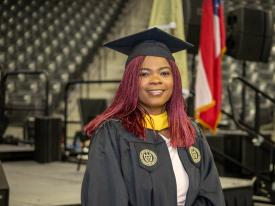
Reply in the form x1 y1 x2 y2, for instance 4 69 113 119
195 0 226 132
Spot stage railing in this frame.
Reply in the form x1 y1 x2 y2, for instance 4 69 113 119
63 79 120 151
228 77 275 148
0 71 49 141
227 76 275 199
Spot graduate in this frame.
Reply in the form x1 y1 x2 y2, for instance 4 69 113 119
81 27 225 206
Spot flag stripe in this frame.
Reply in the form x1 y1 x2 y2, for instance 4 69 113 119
195 51 213 109
214 15 221 57
195 0 225 132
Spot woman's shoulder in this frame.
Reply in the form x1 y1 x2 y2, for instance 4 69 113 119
89 119 124 147
190 120 208 148
190 120 204 139
94 118 122 134
98 118 121 127
94 118 141 143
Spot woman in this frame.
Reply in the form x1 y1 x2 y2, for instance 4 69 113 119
81 27 225 206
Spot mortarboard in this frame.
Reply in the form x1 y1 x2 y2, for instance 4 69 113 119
104 27 193 64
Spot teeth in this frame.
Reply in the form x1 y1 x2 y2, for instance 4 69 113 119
148 90 163 95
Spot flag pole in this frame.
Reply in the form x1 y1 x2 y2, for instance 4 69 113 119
187 53 197 118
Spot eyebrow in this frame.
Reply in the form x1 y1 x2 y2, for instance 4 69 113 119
139 66 171 71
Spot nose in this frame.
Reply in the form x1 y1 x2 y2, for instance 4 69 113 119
149 74 162 84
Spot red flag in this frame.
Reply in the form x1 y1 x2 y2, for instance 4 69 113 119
195 0 226 132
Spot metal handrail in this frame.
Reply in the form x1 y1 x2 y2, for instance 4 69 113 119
1 71 50 115
231 76 275 103
227 76 275 183
228 77 275 147
211 147 271 182
63 79 120 150
0 70 49 141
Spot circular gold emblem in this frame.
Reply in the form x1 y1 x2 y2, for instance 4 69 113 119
189 146 201 163
139 149 157 167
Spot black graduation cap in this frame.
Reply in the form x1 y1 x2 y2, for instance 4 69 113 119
104 27 193 64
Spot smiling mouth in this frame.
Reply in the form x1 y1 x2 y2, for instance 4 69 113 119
147 90 164 95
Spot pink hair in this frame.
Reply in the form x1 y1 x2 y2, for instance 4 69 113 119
85 56 195 148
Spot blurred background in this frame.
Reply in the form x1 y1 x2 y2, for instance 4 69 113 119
0 0 274 205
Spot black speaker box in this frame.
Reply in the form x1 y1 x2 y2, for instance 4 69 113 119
183 0 202 54
226 7 273 62
0 161 9 206
34 117 62 163
78 98 107 126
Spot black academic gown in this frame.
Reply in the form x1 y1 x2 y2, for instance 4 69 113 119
81 119 225 206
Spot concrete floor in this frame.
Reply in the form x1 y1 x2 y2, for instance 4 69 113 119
2 161 84 206
2 161 273 206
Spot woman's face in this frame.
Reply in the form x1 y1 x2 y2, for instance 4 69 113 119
138 56 173 115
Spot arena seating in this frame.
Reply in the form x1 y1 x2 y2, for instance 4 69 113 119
1 0 125 125
2 0 273 130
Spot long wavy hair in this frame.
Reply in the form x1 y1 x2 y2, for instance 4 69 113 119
85 56 195 148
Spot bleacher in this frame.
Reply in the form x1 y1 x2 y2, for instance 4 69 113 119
0 0 125 119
